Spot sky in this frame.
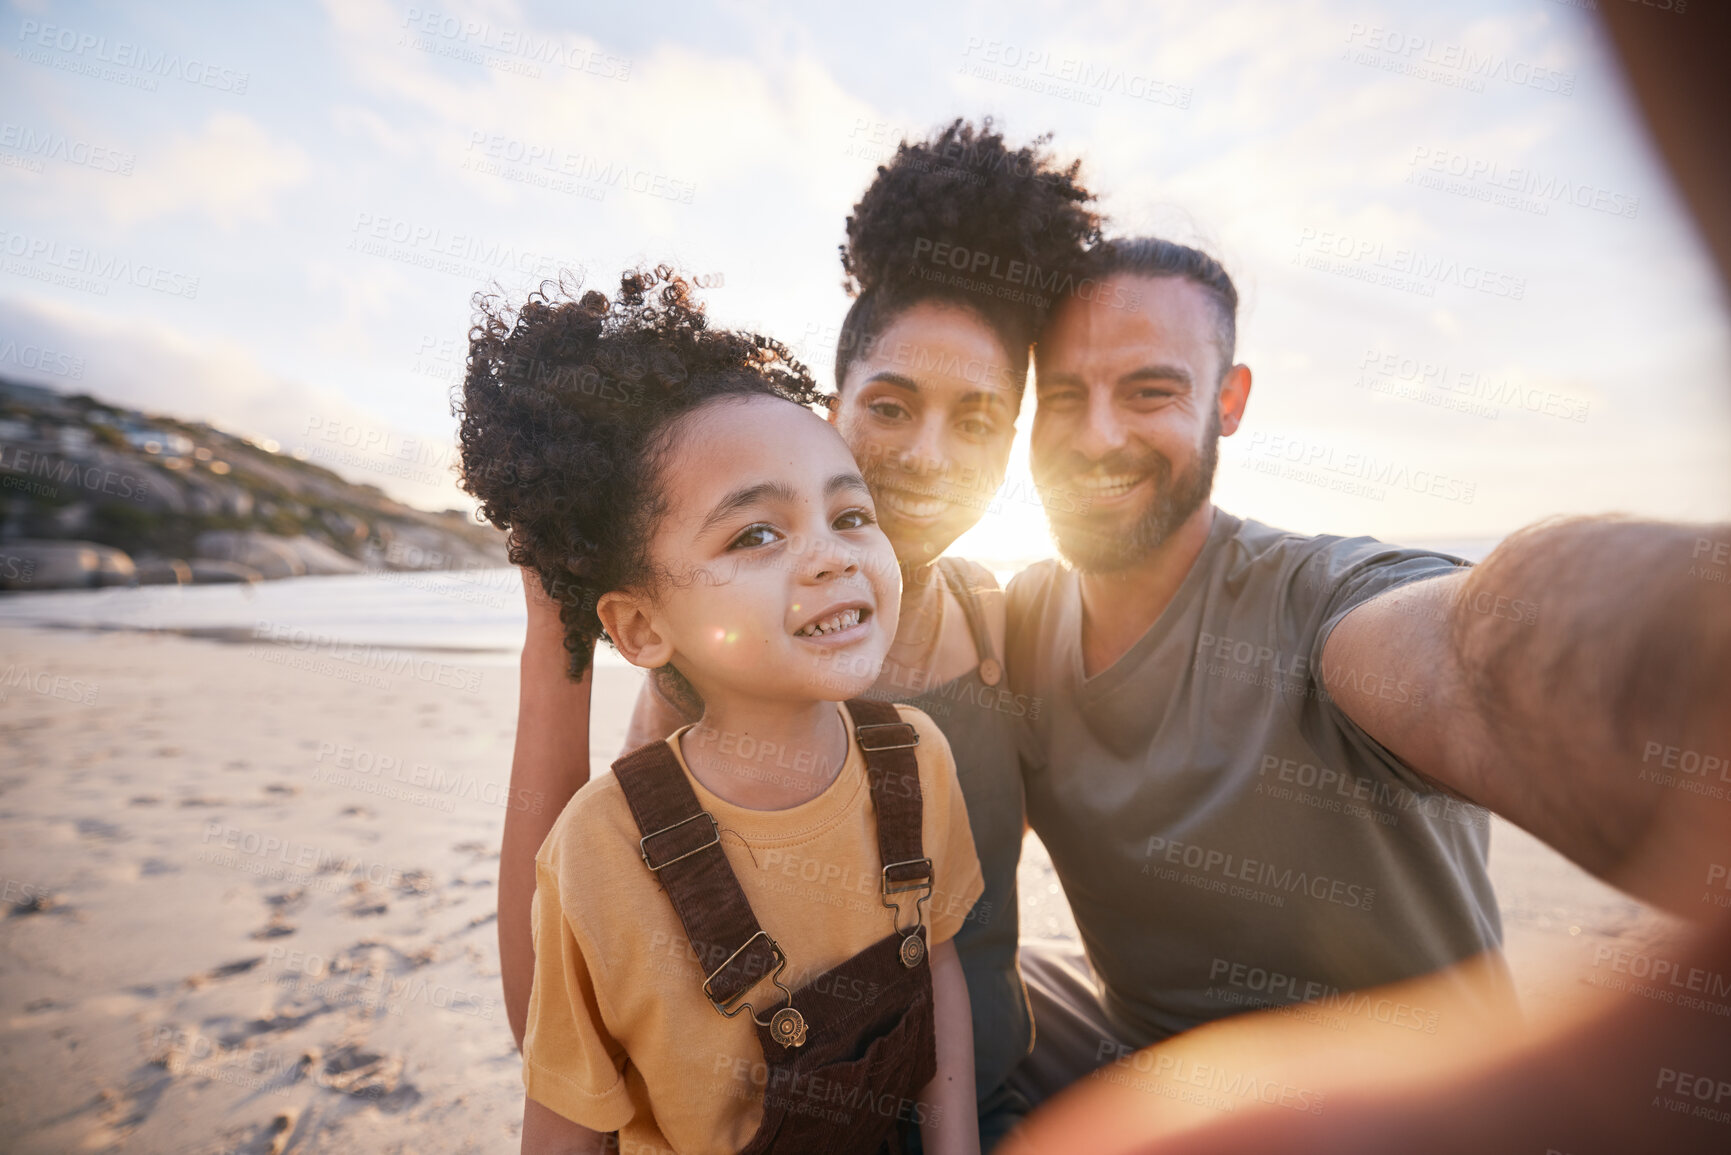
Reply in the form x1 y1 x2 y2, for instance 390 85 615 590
2 0 1727 567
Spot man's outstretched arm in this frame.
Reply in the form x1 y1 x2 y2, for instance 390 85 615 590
1322 516 1731 916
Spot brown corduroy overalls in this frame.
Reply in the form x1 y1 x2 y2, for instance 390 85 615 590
612 698 941 1155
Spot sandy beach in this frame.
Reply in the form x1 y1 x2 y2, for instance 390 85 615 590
0 624 1691 1153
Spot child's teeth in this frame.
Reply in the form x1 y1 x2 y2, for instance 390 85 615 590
798 608 862 637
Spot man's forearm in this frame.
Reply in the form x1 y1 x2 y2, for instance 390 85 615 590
1337 517 1731 915
501 591 594 1050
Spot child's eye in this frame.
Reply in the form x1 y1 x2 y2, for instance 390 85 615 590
727 524 782 550
867 400 910 422
833 507 876 531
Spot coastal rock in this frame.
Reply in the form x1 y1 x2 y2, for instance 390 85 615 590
186 559 262 584
0 539 136 590
194 531 307 581
134 558 193 586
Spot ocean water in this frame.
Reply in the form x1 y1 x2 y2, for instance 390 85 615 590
0 538 1498 660
0 567 543 665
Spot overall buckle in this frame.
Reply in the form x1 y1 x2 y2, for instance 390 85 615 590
639 812 720 871
703 930 806 1047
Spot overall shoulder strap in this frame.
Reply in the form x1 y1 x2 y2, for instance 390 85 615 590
843 699 928 888
611 739 780 1010
938 556 998 664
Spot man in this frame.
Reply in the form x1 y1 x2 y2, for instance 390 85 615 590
1003 236 1731 1105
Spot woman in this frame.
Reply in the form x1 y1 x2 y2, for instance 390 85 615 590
496 118 1099 1150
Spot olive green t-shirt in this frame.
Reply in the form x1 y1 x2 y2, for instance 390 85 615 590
1006 508 1505 1044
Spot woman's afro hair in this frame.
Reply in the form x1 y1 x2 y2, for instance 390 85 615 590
455 266 822 679
835 117 1101 387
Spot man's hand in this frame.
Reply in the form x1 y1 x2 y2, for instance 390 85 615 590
1321 517 1731 916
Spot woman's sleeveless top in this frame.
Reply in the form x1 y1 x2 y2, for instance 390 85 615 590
870 556 1030 1098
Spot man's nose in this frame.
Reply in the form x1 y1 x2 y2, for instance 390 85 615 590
1071 387 1127 460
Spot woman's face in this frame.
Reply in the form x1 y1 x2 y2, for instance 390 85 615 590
831 301 1022 563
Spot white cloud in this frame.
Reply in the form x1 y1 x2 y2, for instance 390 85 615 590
100 112 311 229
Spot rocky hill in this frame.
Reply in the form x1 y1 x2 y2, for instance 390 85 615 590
0 377 506 589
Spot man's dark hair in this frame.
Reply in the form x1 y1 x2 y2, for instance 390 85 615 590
1071 237 1240 378
836 118 1101 393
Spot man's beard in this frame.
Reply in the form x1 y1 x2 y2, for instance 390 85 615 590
1039 415 1220 574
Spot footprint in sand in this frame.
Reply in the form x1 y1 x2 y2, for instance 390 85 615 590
344 883 388 918
306 1040 421 1112
250 911 296 940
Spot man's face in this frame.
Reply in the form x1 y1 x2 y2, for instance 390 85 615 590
1031 274 1249 572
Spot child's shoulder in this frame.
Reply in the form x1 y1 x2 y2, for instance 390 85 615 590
888 701 943 741
535 758 644 870
885 703 955 770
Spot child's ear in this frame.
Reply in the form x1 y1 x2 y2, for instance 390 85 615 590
596 590 675 670
825 392 841 425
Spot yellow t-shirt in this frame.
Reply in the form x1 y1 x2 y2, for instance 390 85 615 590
524 702 985 1155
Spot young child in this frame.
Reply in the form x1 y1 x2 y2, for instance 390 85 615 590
458 268 984 1155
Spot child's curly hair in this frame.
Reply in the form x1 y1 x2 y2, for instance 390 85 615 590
837 117 1101 390
456 266 822 679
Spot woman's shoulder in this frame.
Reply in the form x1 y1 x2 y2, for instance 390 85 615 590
940 555 1002 595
